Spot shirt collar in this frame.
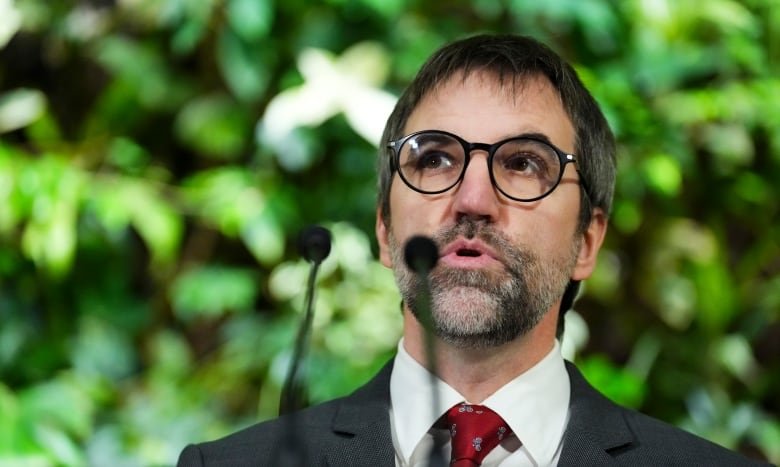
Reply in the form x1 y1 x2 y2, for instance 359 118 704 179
481 340 570 464
389 339 464 463
389 338 570 466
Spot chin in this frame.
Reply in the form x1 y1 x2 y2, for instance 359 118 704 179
431 288 503 332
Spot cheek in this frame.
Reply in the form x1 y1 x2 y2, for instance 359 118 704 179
388 187 435 238
513 206 580 256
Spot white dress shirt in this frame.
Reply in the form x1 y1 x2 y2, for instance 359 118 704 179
389 339 570 466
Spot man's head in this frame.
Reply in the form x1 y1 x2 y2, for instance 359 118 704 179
375 34 615 348
378 34 615 232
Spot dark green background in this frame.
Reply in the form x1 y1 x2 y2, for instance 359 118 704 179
0 0 777 464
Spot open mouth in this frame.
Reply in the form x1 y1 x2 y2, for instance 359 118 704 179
456 248 482 257
438 239 500 270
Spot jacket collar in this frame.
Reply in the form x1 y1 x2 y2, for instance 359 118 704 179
326 361 396 467
557 361 634 466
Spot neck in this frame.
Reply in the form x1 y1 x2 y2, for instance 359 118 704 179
402 306 559 403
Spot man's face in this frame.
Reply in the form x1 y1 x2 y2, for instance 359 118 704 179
376 72 602 349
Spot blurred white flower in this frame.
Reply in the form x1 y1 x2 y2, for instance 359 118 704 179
258 41 397 159
0 0 22 48
0 88 46 133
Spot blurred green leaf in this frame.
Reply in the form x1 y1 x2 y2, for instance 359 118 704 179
171 265 259 320
656 274 697 330
33 423 85 466
217 28 274 103
731 171 771 206
226 0 274 41
611 199 642 234
90 177 182 267
20 375 95 441
147 330 194 381
577 355 646 408
107 137 151 175
71 317 136 381
19 156 83 277
694 261 736 332
0 383 23 454
753 419 780 464
175 93 251 159
715 335 759 385
91 35 189 110
642 153 682 197
241 210 285 267
0 146 19 233
183 168 283 262
681 386 758 450
701 123 754 174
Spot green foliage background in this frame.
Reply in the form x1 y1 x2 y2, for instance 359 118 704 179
0 0 778 465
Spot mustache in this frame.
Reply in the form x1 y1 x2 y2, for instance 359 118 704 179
430 219 529 274
431 218 507 251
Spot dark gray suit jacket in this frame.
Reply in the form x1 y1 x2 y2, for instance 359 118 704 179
177 361 769 466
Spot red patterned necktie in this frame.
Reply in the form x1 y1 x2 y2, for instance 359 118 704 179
446 403 512 466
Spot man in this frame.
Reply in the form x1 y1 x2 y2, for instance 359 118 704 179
178 34 767 466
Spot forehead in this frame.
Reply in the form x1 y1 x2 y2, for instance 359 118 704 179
404 71 575 152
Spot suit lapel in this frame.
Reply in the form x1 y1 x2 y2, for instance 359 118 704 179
557 362 634 466
325 361 396 467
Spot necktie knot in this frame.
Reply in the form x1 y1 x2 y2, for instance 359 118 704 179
446 403 512 466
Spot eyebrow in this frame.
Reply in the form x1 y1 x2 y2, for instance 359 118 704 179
404 129 563 148
431 129 556 144
507 131 555 145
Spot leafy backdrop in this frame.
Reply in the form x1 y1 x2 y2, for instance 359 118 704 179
0 0 778 465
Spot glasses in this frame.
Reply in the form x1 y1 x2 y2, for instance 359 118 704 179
388 130 581 202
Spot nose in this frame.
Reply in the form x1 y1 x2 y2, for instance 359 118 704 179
451 152 500 223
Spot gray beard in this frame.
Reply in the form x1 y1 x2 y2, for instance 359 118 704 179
389 219 579 349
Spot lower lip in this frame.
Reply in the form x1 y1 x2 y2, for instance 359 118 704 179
438 253 501 269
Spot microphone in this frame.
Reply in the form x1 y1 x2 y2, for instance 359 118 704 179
299 224 332 264
274 225 332 467
403 236 447 467
280 225 332 414
404 235 439 273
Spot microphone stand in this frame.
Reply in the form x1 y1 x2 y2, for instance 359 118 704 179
404 236 447 467
279 256 323 414
274 225 332 466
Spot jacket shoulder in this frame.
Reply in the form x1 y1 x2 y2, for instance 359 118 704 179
177 398 343 467
619 405 768 466
562 361 770 466
176 361 395 467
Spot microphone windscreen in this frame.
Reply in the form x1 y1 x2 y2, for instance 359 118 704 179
299 225 332 264
404 235 439 273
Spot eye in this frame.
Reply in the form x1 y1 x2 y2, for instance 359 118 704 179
501 153 547 175
495 138 560 181
412 150 455 171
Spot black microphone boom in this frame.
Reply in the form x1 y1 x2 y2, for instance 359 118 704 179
274 225 332 467
280 225 332 415
403 235 439 334
403 235 447 467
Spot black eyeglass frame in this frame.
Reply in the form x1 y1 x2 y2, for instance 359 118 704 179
387 129 585 203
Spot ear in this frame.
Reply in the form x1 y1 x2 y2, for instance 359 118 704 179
376 207 393 268
571 208 608 281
